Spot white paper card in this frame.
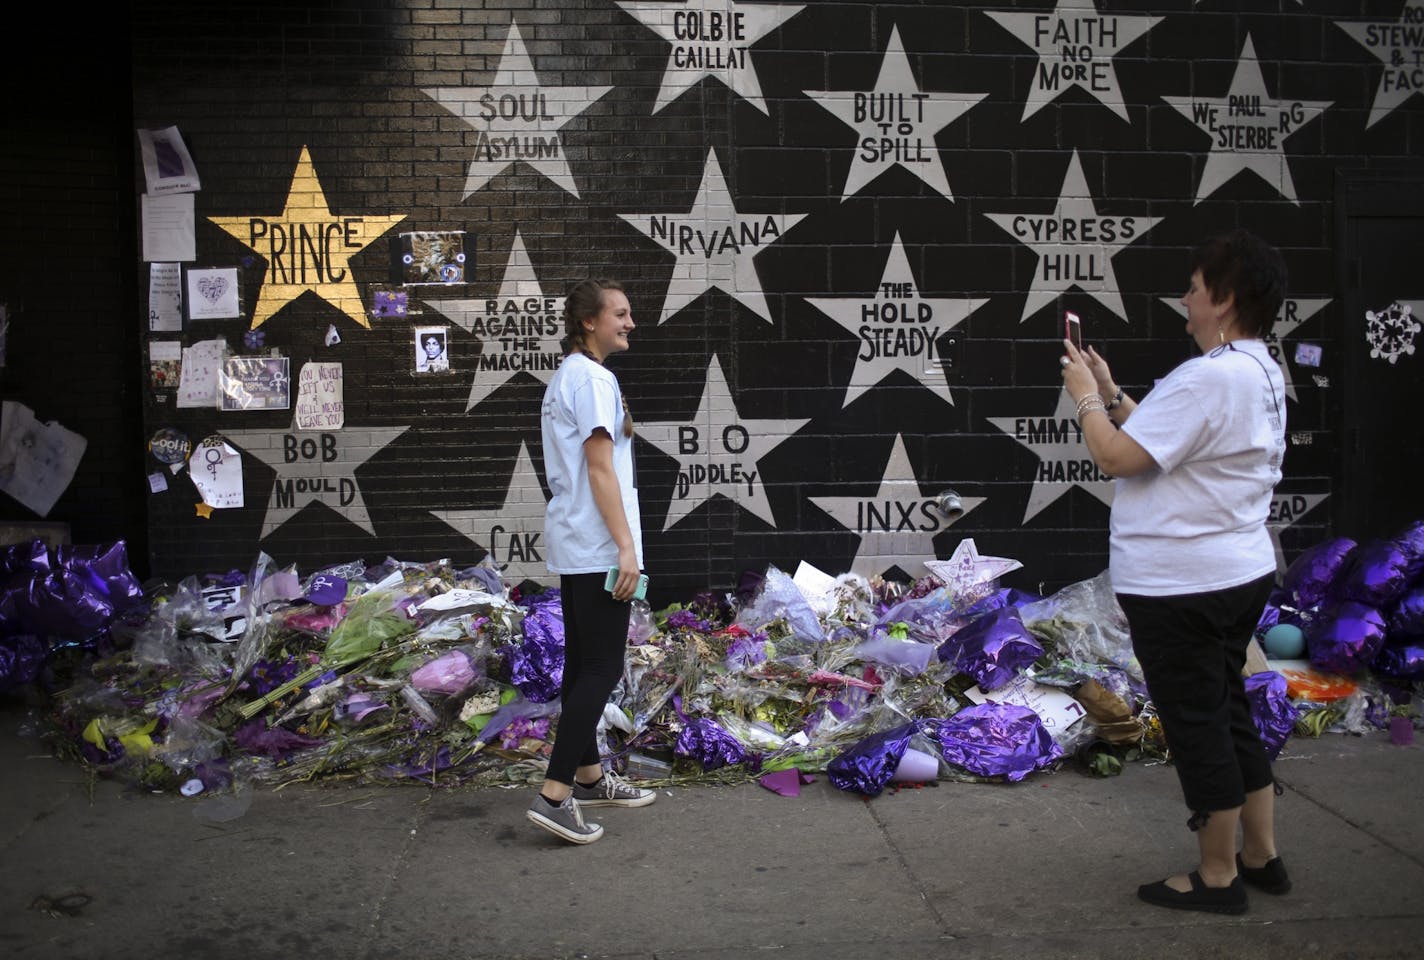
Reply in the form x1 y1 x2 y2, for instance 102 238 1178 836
177 339 226 409
186 267 240 320
190 435 244 508
140 193 195 262
295 362 344 430
148 262 183 331
0 401 88 517
137 126 201 195
965 674 1087 732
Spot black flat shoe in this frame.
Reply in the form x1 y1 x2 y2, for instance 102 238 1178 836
1237 854 1292 895
1137 871 1248 915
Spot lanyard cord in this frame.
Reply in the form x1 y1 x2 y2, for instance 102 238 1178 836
1209 341 1281 421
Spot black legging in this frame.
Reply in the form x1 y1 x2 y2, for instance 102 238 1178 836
545 572 631 786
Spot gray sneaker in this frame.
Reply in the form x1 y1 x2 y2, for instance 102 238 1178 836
572 771 657 808
526 794 603 844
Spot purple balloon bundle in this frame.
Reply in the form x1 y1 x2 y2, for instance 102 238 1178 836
509 590 564 703
1373 644 1424 680
926 702 1063 782
826 722 919 796
938 607 1043 692
1334 540 1413 609
1 539 50 578
1388 588 1424 638
0 634 48 692
1282 537 1356 610
1306 601 1388 675
58 542 145 612
1244 671 1298 761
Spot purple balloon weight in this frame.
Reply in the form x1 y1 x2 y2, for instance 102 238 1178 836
827 722 919 796
1306 601 1387 675
1282 538 1356 609
1244 671 1298 761
1334 540 1413 608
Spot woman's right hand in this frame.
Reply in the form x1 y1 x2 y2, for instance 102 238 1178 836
609 546 641 602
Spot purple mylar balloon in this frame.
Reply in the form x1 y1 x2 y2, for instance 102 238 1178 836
1306 601 1387 675
509 591 564 703
674 716 748 772
57 541 145 611
1 539 50 578
0 570 114 640
827 722 918 796
939 607 1043 693
1373 644 1424 680
927 702 1063 782
1244 671 1298 761
0 635 48 692
1388 588 1424 639
1334 540 1413 608
1283 537 1357 610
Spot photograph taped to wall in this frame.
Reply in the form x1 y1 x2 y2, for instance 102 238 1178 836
148 341 181 391
399 231 466 285
219 357 291 411
414 326 449 374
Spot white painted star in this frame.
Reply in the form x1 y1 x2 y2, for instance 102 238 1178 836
803 25 986 200
422 20 612 199
1160 296 1331 402
810 435 985 580
924 538 1023 595
422 231 566 411
805 233 985 407
222 420 409 538
1161 34 1330 205
641 354 807 531
1337 1 1424 128
431 440 551 584
983 151 1160 323
618 149 806 325
986 0 1161 121
616 0 805 114
986 387 1113 523
1267 491 1330 575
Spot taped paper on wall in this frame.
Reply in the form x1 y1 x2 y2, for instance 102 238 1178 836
177 339 226 408
295 362 344 431
0 401 88 517
219 357 290 411
186 267 241 320
148 341 181 391
137 125 201 195
148 263 183 331
141 193 195 262
190 435 244 508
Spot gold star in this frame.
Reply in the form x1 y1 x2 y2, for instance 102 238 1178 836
209 146 406 330
194 502 214 519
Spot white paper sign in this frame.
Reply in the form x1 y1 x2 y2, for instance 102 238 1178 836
177 339 226 409
186 267 240 320
140 193 195 262
0 401 88 517
295 362 344 431
190 435 244 508
137 125 201 195
148 263 183 331
147 471 168 493
965 674 1086 732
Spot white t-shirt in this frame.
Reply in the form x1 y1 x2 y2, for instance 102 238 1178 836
540 352 644 575
1110 339 1286 596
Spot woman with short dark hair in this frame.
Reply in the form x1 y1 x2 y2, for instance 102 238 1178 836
1059 229 1290 913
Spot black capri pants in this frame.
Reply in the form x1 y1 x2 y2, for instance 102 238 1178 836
1117 575 1275 820
544 572 632 786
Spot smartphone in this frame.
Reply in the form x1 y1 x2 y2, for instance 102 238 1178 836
1064 310 1082 351
605 568 649 601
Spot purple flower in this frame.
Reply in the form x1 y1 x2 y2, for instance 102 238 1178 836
243 330 266 351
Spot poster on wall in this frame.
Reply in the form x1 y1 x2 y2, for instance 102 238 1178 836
399 231 466 285
190 435 244 509
0 401 87 518
414 326 449 373
148 341 181 391
186 267 241 320
148 263 183 331
219 357 290 411
136 125 201 195
176 339 226 409
140 193 195 262
295 362 344 431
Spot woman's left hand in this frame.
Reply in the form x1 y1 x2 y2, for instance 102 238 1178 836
1060 339 1098 402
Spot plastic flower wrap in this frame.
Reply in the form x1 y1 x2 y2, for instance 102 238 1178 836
1307 601 1387 675
827 721 921 796
1244 671 1298 760
926 702 1064 782
1020 571 1140 682
939 607 1042 692
674 716 748 771
1282 537 1356 609
410 648 479 697
1334 540 1413 609
510 590 564 703
734 565 824 648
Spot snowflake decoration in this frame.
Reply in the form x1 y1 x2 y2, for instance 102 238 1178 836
1364 301 1420 365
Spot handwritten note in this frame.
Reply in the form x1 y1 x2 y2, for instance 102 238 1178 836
177 339 226 409
295 362 344 431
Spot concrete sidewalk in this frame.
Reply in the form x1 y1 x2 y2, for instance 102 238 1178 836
2 702 1421 960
